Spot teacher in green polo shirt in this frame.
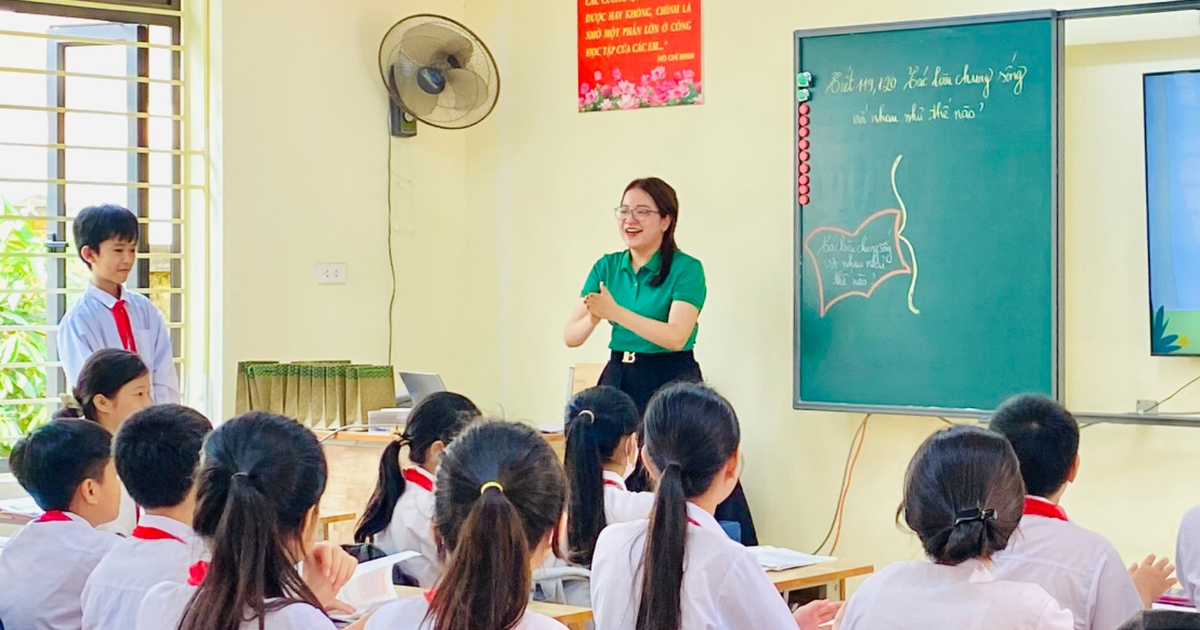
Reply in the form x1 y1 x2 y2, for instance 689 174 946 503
564 176 705 410
563 176 758 545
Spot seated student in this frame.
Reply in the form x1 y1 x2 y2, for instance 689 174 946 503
366 420 569 630
81 404 213 630
0 420 121 630
1177 501 1200 605
56 348 154 536
590 383 841 630
136 412 367 630
57 203 180 405
353 392 480 587
563 386 654 567
836 425 1073 630
991 395 1174 630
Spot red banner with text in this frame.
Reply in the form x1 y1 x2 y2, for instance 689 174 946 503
578 0 702 112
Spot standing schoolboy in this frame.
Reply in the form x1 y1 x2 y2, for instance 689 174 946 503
57 204 179 404
0 420 122 630
81 405 213 630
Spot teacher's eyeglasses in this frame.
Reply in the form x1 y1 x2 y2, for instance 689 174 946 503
615 206 660 221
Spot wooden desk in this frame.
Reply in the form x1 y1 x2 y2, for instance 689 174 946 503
0 509 32 527
768 559 874 602
394 586 592 630
314 428 566 459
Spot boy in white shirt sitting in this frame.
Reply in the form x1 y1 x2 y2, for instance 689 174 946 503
0 420 121 630
991 394 1176 630
81 404 213 630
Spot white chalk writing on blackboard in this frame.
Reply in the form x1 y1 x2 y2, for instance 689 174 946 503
803 156 920 316
823 53 1030 126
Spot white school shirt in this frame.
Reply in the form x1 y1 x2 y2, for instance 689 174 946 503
137 582 335 630
590 502 796 630
0 511 119 630
838 559 1075 630
1175 504 1200 605
992 498 1143 630
601 471 655 525
374 466 439 587
366 593 567 630
57 282 180 405
81 514 208 630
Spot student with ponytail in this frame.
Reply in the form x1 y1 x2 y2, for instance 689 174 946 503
354 392 481 586
136 412 366 630
366 421 569 630
563 386 653 566
55 348 153 536
590 383 840 630
835 425 1073 630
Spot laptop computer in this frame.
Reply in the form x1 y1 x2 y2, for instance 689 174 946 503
398 372 446 406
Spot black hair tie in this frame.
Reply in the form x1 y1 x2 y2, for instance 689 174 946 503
954 508 996 526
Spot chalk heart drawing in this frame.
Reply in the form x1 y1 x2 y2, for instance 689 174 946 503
803 155 921 317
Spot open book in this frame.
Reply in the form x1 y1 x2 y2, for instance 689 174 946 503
748 546 834 572
334 550 422 619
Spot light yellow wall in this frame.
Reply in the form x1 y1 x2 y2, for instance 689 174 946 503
457 0 1200 582
214 0 502 417
211 0 1200 584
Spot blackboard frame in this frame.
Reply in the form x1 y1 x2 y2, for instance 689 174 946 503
792 11 1064 417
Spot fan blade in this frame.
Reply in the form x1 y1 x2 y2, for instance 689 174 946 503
443 68 488 112
399 22 474 68
392 64 438 117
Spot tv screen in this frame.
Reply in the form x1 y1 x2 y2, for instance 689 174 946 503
1146 70 1200 356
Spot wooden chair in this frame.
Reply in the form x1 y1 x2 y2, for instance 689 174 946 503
568 363 606 398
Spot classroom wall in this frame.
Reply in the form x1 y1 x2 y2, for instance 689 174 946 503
209 0 1200 581
455 0 1200 579
213 0 502 418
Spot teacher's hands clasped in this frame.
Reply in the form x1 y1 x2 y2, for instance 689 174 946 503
585 282 624 323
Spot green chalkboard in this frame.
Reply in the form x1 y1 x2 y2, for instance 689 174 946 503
794 15 1058 414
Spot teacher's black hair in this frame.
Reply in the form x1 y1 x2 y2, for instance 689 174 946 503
625 177 679 288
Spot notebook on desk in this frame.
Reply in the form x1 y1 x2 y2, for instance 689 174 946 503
0 497 41 518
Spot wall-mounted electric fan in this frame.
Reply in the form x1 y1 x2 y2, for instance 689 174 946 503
378 14 500 136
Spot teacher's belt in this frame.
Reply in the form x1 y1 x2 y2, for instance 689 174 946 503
610 350 695 365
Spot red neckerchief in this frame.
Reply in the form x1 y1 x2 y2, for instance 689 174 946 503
687 517 700 526
403 468 434 492
423 588 437 604
1023 496 1069 521
111 299 138 353
35 510 71 523
132 525 185 543
187 561 209 586
603 479 623 489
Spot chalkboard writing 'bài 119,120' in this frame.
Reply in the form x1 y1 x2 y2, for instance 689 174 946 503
824 54 1031 126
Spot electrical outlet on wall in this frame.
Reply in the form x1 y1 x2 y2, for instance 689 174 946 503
314 263 347 284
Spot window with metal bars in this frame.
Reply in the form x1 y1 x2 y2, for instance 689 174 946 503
0 0 198 452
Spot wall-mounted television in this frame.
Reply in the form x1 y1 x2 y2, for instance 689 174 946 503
1146 70 1200 356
